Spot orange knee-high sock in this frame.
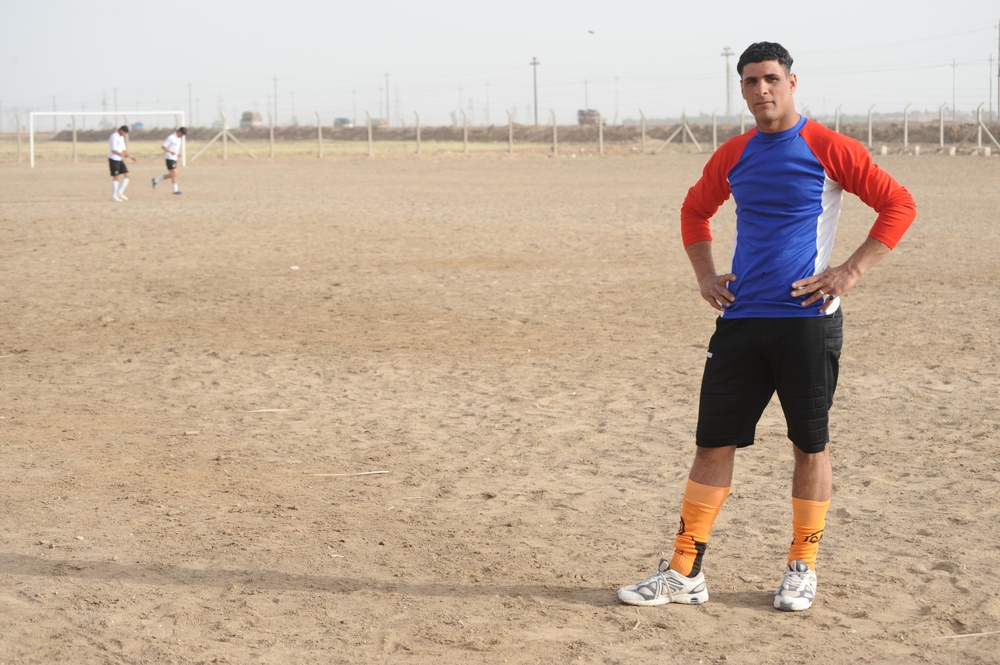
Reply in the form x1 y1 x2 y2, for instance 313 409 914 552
669 479 730 577
787 497 831 568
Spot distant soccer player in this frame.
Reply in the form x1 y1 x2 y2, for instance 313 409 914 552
152 127 186 195
617 41 917 612
108 125 137 202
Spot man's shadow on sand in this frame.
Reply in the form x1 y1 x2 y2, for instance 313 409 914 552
0 552 772 610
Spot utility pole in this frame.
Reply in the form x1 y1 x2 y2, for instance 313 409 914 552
530 57 540 126
385 72 390 127
952 59 957 121
614 74 619 126
722 46 735 123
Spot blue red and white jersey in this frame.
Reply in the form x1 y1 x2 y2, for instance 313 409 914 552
680 115 916 318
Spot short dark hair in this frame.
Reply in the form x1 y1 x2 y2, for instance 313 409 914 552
119 125 130 133
737 42 793 76
177 127 187 135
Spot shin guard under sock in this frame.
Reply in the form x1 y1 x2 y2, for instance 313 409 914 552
787 497 830 568
669 478 730 577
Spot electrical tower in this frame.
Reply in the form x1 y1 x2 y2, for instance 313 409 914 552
530 57 540 126
722 46 735 123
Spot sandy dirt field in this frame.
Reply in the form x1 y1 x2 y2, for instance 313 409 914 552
1 147 998 664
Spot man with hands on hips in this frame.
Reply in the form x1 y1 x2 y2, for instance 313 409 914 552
618 41 916 613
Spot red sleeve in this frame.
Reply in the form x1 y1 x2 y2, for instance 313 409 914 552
801 122 917 249
680 132 751 248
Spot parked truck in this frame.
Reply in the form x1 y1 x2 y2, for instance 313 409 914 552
577 109 600 126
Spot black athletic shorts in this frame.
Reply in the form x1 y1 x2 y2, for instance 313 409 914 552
165 159 178 171
695 310 843 454
108 158 128 176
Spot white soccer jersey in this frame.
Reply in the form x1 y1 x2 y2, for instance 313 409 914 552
162 132 183 160
108 131 126 161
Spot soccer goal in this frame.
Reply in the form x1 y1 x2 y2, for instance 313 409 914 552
28 110 186 168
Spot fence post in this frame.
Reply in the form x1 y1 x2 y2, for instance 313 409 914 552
939 103 947 149
223 113 229 159
835 106 842 133
976 102 1000 151
316 111 323 159
269 113 275 159
712 109 718 152
903 102 913 152
507 111 513 154
551 110 558 156
462 111 469 154
366 111 373 157
978 103 984 152
414 111 421 155
640 110 646 154
903 103 911 152
598 112 604 156
867 104 876 148
72 116 78 163
176 113 187 166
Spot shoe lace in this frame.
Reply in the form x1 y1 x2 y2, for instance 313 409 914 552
664 570 694 596
783 571 812 591
634 571 678 600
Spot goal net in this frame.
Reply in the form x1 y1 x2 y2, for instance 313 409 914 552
28 110 186 168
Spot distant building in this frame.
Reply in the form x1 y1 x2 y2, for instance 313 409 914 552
333 117 354 128
240 111 263 128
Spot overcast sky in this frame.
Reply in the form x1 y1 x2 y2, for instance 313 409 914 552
2 0 998 129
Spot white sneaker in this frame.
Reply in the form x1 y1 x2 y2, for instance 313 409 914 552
774 560 817 611
617 559 709 607
112 196 122 202
118 194 129 201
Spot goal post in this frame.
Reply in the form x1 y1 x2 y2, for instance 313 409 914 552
29 110 186 168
